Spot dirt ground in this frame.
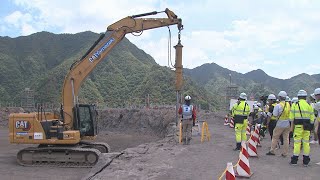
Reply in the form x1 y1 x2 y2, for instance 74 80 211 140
0 127 160 180
1 108 320 180
0 108 166 180
86 111 320 180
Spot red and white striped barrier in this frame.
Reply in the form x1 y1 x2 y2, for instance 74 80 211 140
225 162 236 180
253 126 261 147
224 116 229 126
247 135 258 157
235 142 253 178
246 125 251 135
229 118 234 128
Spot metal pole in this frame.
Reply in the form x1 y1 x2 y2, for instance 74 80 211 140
176 91 179 126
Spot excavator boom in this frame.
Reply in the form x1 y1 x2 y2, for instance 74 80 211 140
62 8 183 129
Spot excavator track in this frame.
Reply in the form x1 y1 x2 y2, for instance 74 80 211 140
17 146 101 168
80 141 111 153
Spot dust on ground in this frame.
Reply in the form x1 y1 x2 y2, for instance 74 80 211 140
87 111 320 180
0 107 174 180
1 107 320 180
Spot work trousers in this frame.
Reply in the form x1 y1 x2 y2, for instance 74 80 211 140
270 126 290 156
235 120 248 143
313 120 319 141
268 120 277 139
293 125 311 156
269 120 283 144
182 119 193 142
318 122 320 145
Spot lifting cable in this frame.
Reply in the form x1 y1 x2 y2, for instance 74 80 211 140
167 26 175 69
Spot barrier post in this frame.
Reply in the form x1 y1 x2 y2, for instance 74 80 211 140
201 121 211 142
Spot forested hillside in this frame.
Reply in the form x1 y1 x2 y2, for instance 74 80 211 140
1 32 319 111
0 31 214 109
185 63 320 102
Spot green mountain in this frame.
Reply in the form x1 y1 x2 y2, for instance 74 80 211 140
185 63 320 102
2 32 319 111
0 31 213 109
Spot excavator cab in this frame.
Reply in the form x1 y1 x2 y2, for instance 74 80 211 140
72 104 98 137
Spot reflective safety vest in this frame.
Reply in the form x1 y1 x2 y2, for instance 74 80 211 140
289 99 314 124
182 104 193 120
278 101 291 120
270 103 277 120
232 100 250 123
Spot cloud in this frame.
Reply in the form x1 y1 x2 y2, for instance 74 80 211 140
2 0 320 79
263 60 286 65
3 10 36 35
10 0 159 34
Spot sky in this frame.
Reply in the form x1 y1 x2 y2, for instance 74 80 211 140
1 0 320 79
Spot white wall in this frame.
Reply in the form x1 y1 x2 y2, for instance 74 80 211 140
229 99 256 112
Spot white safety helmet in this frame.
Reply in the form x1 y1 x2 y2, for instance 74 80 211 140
185 95 191 100
310 93 316 100
297 90 307 97
257 102 261 107
314 88 320 96
278 91 287 98
267 94 276 100
253 105 259 110
239 92 247 100
314 101 320 111
291 97 298 103
285 96 291 102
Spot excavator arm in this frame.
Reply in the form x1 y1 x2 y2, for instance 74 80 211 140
61 8 183 128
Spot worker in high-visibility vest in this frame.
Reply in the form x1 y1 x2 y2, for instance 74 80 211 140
266 91 291 157
314 88 320 146
178 95 196 145
289 90 314 166
231 92 250 151
266 94 278 141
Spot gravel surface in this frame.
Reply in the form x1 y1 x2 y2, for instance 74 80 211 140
1 108 320 180
86 111 320 180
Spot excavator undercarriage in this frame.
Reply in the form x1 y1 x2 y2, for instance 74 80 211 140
17 142 110 167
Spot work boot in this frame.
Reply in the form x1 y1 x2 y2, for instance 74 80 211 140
290 155 299 166
303 155 310 167
233 143 241 151
266 151 275 156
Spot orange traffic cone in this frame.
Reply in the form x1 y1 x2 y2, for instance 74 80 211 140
226 162 236 180
246 125 251 135
229 118 234 128
224 116 229 126
235 142 253 178
248 135 258 157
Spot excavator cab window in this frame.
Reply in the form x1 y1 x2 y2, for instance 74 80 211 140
73 104 97 136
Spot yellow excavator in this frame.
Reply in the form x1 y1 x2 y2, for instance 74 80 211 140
8 8 183 167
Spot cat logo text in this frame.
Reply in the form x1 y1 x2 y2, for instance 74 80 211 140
15 120 31 131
